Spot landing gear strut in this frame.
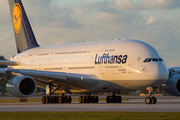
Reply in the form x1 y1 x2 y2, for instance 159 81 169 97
145 87 157 104
106 92 122 103
42 83 72 104
79 95 99 103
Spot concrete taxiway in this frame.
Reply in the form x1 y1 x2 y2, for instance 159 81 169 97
0 98 180 112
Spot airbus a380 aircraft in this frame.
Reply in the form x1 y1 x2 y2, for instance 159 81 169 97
0 0 179 104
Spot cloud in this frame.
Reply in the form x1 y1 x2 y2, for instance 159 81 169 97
0 0 179 67
139 0 180 10
100 0 180 11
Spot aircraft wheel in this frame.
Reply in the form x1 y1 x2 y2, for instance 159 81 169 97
53 96 58 103
145 97 152 104
45 96 50 104
64 96 67 103
58 96 64 103
117 96 122 103
82 96 86 103
42 96 46 104
90 96 94 103
95 96 99 103
106 96 110 103
86 96 91 103
67 96 72 103
50 96 54 103
114 96 119 103
79 96 83 103
151 97 157 104
110 96 115 103
56 96 60 103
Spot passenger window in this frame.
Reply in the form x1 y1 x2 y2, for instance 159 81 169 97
143 58 148 62
152 58 158 62
147 58 151 62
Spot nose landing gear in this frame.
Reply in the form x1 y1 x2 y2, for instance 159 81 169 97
145 87 157 104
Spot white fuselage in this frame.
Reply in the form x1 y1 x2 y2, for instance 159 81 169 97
10 40 169 92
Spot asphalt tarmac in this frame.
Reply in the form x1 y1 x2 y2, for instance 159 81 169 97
0 98 180 112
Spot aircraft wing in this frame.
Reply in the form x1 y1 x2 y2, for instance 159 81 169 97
0 68 100 90
6 68 67 80
168 67 180 77
169 67 180 73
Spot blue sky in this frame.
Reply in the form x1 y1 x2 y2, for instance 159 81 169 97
0 0 180 67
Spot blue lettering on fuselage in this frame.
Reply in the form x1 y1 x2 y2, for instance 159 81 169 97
95 53 128 64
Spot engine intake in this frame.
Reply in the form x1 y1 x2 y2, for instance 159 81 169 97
6 75 37 98
164 75 180 96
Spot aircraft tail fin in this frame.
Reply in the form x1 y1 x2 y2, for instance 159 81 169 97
8 0 39 53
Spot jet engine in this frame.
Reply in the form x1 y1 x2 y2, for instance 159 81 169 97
163 74 180 96
6 75 37 98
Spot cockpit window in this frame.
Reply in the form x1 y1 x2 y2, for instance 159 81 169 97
152 58 158 62
159 58 163 61
143 58 148 62
147 58 151 62
143 58 163 63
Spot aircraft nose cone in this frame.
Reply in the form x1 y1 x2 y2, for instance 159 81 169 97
156 63 169 83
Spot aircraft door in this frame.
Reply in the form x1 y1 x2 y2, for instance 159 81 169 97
128 60 134 74
91 45 100 59
100 65 105 74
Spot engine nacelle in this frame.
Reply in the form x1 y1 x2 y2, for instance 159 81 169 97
6 75 37 98
163 74 180 96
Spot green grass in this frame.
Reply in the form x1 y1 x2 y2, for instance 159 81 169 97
0 112 179 120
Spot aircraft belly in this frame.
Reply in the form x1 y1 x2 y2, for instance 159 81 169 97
53 81 113 94
110 80 166 89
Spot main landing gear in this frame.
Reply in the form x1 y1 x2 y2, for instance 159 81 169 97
42 83 72 104
145 87 157 104
42 95 72 104
79 95 99 103
106 92 122 103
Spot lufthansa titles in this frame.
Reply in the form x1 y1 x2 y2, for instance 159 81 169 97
95 53 128 64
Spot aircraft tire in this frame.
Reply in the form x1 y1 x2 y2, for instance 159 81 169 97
117 96 122 103
145 97 152 104
67 96 72 103
95 96 99 103
151 97 157 104
53 96 58 103
79 96 83 103
64 96 67 103
50 96 54 103
58 96 64 103
42 96 51 104
42 96 46 104
82 96 86 103
106 96 110 103
110 96 115 103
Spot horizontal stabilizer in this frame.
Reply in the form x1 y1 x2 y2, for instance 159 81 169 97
0 60 20 66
